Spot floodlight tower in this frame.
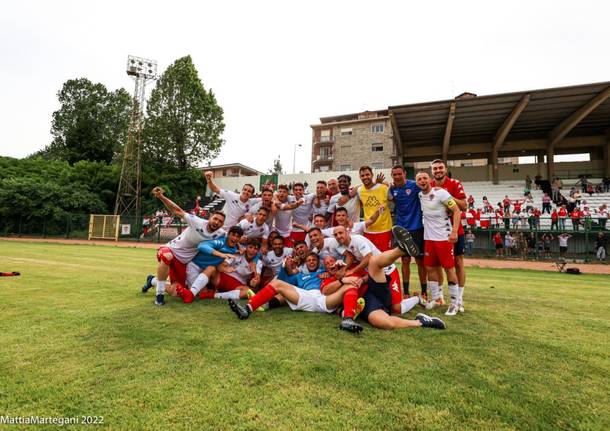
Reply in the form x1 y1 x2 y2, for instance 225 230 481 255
114 55 157 227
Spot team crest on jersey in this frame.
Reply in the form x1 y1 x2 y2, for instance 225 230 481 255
406 189 412 195
429 193 435 200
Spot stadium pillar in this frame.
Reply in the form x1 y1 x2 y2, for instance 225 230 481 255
546 146 555 180
491 149 499 184
604 137 610 177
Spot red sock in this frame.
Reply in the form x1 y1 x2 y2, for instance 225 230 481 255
198 290 216 299
342 288 358 319
248 284 277 310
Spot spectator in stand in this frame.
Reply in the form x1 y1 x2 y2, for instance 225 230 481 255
467 195 475 209
504 209 511 230
572 189 582 207
570 207 581 231
520 210 528 230
465 230 475 256
551 182 560 202
525 174 533 191
581 206 592 230
524 195 534 212
512 211 520 230
527 209 536 230
541 233 553 259
502 195 511 212
585 182 594 197
467 208 477 230
550 209 558 230
542 193 552 214
493 231 503 256
533 207 541 230
558 233 571 259
598 204 608 230
558 205 568 230
596 232 607 261
513 198 523 214
493 207 502 228
603 177 610 193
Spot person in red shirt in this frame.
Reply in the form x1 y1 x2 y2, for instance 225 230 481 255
493 232 504 257
533 207 541 230
467 209 477 228
570 208 581 231
430 159 467 313
513 199 522 213
495 207 503 228
502 196 511 212
467 195 475 209
558 205 568 230
550 209 558 230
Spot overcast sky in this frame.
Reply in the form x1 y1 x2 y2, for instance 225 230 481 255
1 0 608 173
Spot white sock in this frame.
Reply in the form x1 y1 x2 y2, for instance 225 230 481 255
400 296 420 314
437 284 444 301
448 283 458 306
428 281 439 300
214 290 241 300
151 277 158 287
190 273 209 296
458 286 464 305
156 280 166 295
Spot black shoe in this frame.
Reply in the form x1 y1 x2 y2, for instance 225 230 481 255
416 313 446 330
142 274 154 293
155 294 165 306
228 298 251 320
339 317 363 333
392 226 420 257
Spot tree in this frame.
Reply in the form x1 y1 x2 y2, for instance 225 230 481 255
43 78 132 164
267 155 283 175
143 56 225 170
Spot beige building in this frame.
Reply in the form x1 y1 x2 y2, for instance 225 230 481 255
311 110 400 173
201 163 262 178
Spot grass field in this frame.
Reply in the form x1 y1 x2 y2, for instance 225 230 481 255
0 240 609 431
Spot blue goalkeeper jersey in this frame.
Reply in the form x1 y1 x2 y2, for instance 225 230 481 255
191 237 238 269
278 267 326 291
390 180 423 231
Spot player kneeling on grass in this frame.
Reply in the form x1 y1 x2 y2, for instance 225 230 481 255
228 252 365 333
353 226 446 330
175 225 244 303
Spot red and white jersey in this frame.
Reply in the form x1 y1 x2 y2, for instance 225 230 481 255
274 196 296 236
166 213 226 264
328 193 361 224
336 234 396 274
238 219 270 240
320 221 366 238
219 189 261 228
292 194 316 232
419 187 454 241
311 237 341 259
248 200 274 229
262 247 293 275
431 177 466 235
224 254 262 285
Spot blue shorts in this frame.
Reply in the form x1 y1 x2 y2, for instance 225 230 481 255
360 275 392 321
454 234 465 256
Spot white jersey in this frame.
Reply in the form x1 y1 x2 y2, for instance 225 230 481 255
311 237 341 259
263 247 293 275
419 188 454 241
328 193 361 224
558 235 569 247
224 254 261 285
166 214 226 264
321 221 365 238
219 189 261 228
274 196 296 236
248 201 274 229
291 194 315 232
311 195 330 217
336 234 396 274
238 218 270 240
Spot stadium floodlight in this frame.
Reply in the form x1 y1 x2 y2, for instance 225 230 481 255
126 55 157 79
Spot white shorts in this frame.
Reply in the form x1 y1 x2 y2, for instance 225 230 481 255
286 288 335 313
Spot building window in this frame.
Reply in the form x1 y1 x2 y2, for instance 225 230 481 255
340 164 351 171
320 129 332 142
372 162 383 169
319 165 330 172
371 123 384 133
372 143 383 152
340 128 353 136
222 169 227 176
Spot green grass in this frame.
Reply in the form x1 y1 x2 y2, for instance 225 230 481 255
0 240 609 431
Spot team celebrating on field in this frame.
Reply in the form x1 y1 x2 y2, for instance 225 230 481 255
142 159 470 333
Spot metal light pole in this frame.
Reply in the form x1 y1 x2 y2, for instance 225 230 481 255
293 143 302 173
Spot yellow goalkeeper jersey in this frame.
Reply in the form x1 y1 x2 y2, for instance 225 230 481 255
357 184 392 233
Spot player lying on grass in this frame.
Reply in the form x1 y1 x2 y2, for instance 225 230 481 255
174 225 244 303
348 226 445 330
142 187 226 306
228 252 366 333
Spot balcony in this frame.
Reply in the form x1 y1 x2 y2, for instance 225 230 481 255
314 136 335 145
313 154 333 164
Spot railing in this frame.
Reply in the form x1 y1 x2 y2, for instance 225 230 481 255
315 154 333 162
314 136 335 144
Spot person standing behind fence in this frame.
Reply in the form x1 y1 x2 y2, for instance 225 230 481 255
570 207 581 231
550 209 558 230
542 233 553 259
558 233 571 259
596 232 607 261
493 231 503 257
465 230 475 256
598 204 608 230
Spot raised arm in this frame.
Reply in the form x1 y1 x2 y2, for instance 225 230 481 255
152 187 186 219
364 205 384 228
204 171 221 195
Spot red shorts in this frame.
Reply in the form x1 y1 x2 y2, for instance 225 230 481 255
289 231 307 243
156 247 187 286
364 230 393 252
387 267 402 306
215 272 245 292
423 240 455 269
282 235 294 248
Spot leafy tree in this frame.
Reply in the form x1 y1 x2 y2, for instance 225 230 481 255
42 78 132 164
143 56 225 170
268 155 283 175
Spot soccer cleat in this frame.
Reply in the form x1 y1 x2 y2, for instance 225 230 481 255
339 317 363 333
353 298 365 320
425 297 445 310
416 313 446 330
228 298 252 320
142 274 154 293
175 284 194 304
391 226 420 257
445 304 459 316
458 303 465 313
154 294 165 306
418 295 428 308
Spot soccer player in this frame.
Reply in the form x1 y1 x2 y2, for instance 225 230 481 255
342 226 446 330
328 174 361 225
175 225 244 303
228 252 365 333
430 159 468 313
312 180 331 220
290 182 315 243
142 187 226 306
238 206 270 246
261 236 294 284
389 164 427 298
416 171 462 316
307 227 342 260
247 188 276 229
204 171 261 227
323 206 383 237
273 184 304 246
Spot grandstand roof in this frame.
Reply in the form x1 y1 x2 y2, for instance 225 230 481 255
389 81 610 161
